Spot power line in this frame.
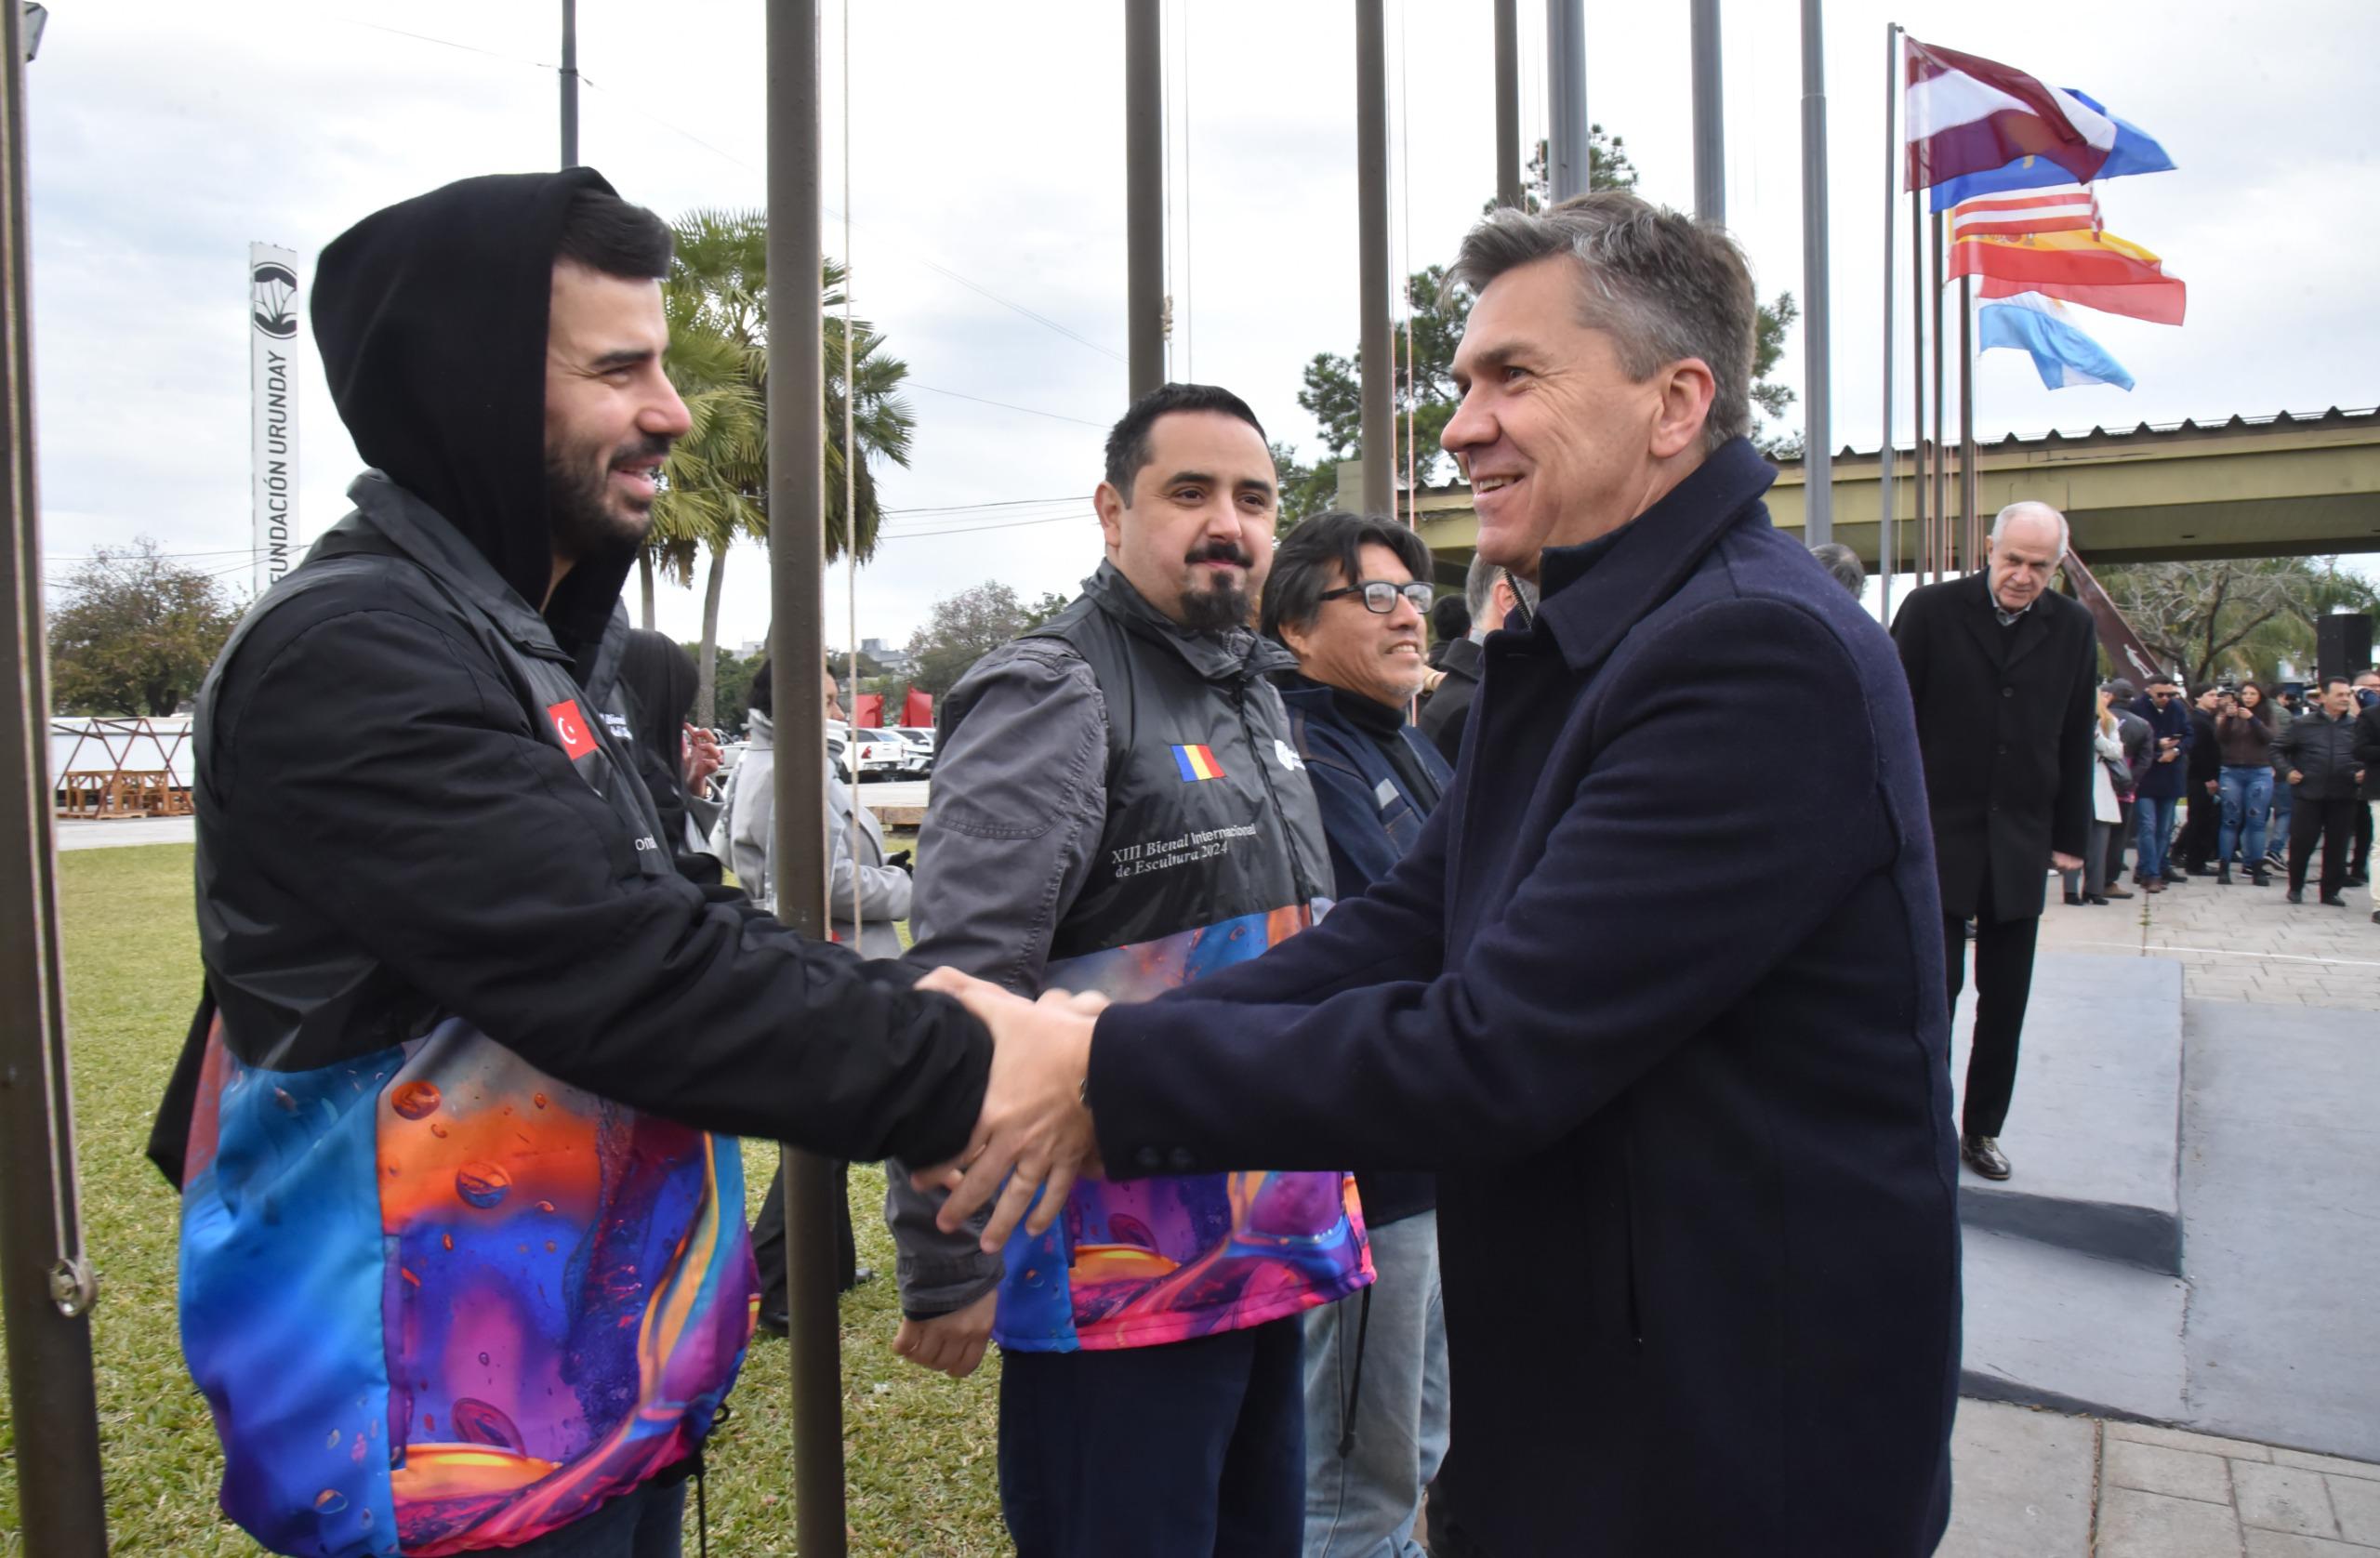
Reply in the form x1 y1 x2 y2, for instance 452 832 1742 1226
876 511 1096 542
881 495 1082 515
906 382 1106 429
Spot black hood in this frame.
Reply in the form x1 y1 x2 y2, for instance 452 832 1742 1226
311 167 630 644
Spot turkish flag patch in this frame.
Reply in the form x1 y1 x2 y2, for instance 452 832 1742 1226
547 699 600 761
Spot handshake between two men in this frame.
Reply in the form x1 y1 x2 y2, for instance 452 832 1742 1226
909 966 1112 1250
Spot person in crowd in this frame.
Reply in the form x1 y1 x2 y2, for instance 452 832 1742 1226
2062 684 2129 906
2277 675 2367 906
2130 676 2194 891
154 171 990 1557
2102 680 2146 899
1425 593 1470 671
2263 680 2297 876
733 663 915 1327
1811 540 1867 596
2178 683 2225 876
2351 669 2380 889
917 191 1960 1557
620 627 726 870
1892 502 2097 1182
2213 681 2274 886
1415 549 1538 765
889 382 1366 1558
1260 511 1455 1558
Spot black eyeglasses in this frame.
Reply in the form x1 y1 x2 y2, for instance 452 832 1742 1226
1319 580 1434 615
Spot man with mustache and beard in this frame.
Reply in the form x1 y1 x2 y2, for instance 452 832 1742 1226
158 172 993 1557
887 383 1364 1558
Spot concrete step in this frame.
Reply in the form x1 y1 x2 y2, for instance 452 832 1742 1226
1951 952 2185 1274
1961 1226 2188 1424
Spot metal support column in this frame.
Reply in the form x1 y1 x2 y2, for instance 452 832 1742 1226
559 0 579 166
1547 0 1588 203
1930 209 1948 569
1960 273 1979 562
0 0 109 1547
764 2 842 1551
1909 186 1927 580
1491 0 1520 207
1798 0 1831 543
1356 0 1392 514
1691 0 1725 223
1876 22 1897 617
1126 0 1163 397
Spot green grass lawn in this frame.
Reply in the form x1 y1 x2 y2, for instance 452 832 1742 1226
0 841 1010 1555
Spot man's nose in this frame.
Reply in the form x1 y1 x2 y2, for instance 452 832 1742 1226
645 376 693 440
1441 387 1491 460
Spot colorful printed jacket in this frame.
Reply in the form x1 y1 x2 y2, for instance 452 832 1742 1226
907 563 1373 1352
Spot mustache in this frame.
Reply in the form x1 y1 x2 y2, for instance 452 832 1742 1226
610 433 675 469
1187 542 1252 567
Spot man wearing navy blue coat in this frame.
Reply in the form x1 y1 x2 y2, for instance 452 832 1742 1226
919 191 1963 1556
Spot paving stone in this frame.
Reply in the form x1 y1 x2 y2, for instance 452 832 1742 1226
2328 1476 2380 1546
1937 1401 2095 1558
2236 1460 2343 1538
2109 1420 2274 1462
2097 1485 2245 1558
2106 1437 2236 1503
2276 1451 2380 1484
2241 1533 2380 1557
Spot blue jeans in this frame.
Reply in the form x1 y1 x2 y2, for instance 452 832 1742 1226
1303 1212 1449 1558
2218 766 2273 867
2135 796 2179 880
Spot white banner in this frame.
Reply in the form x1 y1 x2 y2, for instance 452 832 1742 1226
248 243 299 598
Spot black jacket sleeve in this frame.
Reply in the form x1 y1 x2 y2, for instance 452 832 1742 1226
213 600 988 1165
2050 613 2098 860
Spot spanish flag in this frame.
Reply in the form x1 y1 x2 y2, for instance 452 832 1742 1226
1948 223 2186 326
1171 744 1226 782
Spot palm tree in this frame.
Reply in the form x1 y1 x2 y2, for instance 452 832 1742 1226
647 209 915 723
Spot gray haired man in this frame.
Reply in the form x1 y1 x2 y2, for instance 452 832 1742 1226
1415 548 1539 765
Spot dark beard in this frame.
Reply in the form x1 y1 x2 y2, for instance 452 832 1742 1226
1177 575 1254 634
546 436 662 574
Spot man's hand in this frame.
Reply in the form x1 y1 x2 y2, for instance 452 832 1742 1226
892 1287 997 1380
2289 770 2305 786
2157 748 2177 763
2205 779 2219 795
912 969 1103 1252
682 722 723 794
2051 852 2085 872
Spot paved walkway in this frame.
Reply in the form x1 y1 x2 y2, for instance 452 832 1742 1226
53 814 194 851
2036 855 2378 1013
1946 1401 2380 1557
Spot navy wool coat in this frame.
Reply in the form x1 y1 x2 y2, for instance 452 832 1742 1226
1089 439 1962 1556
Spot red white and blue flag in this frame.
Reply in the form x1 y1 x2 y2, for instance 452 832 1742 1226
1904 37 2117 192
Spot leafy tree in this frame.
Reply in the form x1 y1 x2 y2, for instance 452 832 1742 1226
649 209 916 724
1021 589 1074 629
699 644 759 734
905 582 1038 695
1286 125 1802 502
47 537 239 715
2095 557 2380 688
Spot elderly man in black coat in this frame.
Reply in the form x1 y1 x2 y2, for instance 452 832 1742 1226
1890 504 2098 1182
916 191 1962 1557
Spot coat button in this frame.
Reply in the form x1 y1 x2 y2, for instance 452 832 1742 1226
1998 743 2008 754
1168 1147 1196 1172
1135 1147 1161 1171
2001 686 2015 698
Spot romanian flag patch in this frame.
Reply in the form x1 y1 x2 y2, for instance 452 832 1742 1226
1170 743 1225 782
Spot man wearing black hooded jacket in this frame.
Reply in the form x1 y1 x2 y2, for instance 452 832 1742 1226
166 172 991 1558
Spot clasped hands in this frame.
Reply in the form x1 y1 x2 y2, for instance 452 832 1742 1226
912 967 1110 1251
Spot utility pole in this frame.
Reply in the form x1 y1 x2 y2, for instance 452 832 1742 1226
1691 0 1725 223
1799 0 1831 542
763 2 842 1552
1126 0 1163 398
559 0 579 167
1491 0 1520 207
1356 0 1392 514
0 0 109 1550
1546 0 1588 202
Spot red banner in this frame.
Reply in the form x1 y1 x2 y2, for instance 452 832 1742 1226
852 692 884 729
900 689 933 729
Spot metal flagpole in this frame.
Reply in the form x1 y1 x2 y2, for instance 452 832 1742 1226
1960 272 1980 564
1798 0 1831 544
1691 0 1725 224
559 0 579 166
0 0 109 1547
841 1 862 949
1126 0 1163 397
1909 185 1926 585
1492 0 1520 207
1930 207 1947 573
1547 0 1587 203
1356 0 1392 514
764 0 845 1551
1877 22 1897 618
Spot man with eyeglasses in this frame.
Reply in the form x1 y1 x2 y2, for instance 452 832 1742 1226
1260 511 1455 1558
883 382 1367 1556
2131 676 2195 891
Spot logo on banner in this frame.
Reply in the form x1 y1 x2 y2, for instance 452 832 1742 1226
547 699 600 761
250 261 299 339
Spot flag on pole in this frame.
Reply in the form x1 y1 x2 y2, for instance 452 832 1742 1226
1904 37 2117 192
1930 89 2174 210
1950 185 2100 240
1949 224 2187 325
1979 293 2135 390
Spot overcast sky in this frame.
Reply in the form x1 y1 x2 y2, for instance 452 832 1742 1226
24 0 2380 654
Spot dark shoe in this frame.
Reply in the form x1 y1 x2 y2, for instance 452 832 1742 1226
2216 863 2232 885
2250 867 2270 887
2346 873 2369 888
2145 878 2165 893
2106 885 2135 899
2320 893 2348 907
2063 890 2084 906
756 1305 789 1339
2085 894 2110 905
837 1265 876 1294
2162 873 2187 888
2286 888 2305 904
1962 1135 2013 1181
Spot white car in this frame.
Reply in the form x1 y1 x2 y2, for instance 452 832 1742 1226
894 726 936 774
829 725 906 782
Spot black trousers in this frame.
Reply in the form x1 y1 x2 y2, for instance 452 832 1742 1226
2105 798 2136 886
1944 878 2039 1141
2179 785 2221 868
1000 1318 1305 1558
751 1158 857 1314
2355 799 2373 878
2289 797 2359 898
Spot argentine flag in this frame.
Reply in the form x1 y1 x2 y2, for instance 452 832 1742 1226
1979 293 2135 391
1930 89 2173 212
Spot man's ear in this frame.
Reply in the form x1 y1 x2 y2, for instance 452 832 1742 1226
1649 358 1718 460
1094 482 1127 558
